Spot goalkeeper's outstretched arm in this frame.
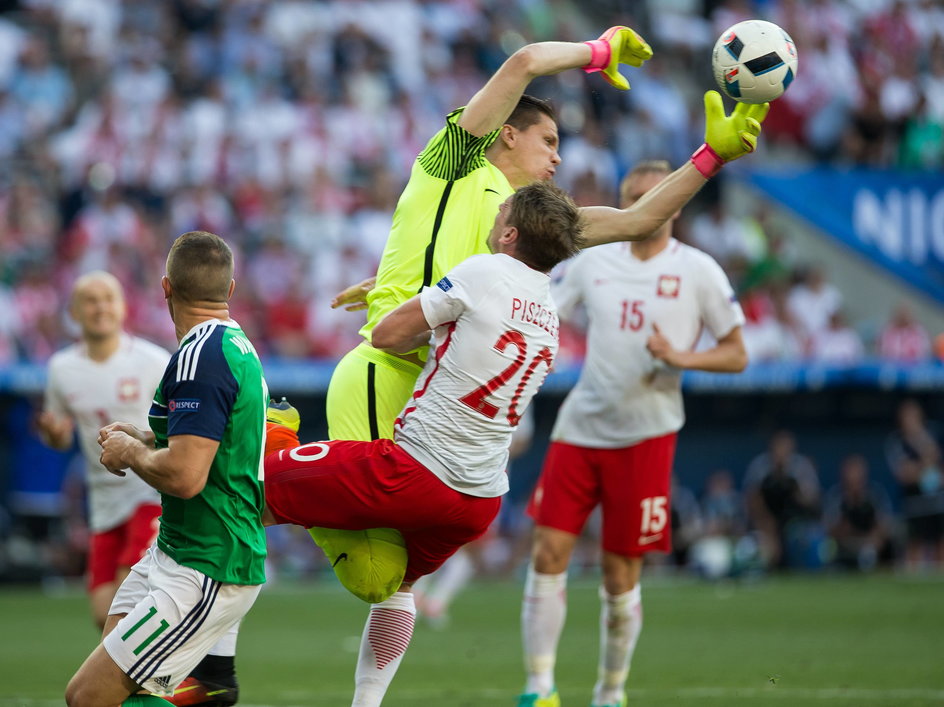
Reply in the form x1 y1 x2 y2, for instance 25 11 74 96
458 26 652 137
581 91 770 247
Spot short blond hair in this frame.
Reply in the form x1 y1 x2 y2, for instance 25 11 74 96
71 270 124 304
508 181 585 272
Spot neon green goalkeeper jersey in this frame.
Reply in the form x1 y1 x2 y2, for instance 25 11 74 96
360 107 514 343
148 319 268 585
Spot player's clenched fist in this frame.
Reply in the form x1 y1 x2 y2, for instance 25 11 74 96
99 430 136 476
97 421 152 448
583 26 653 90
98 422 151 475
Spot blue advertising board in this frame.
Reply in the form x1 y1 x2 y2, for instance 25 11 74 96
4 359 944 395
747 169 944 302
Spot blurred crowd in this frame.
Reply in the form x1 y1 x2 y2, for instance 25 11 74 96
0 0 941 365
678 395 944 577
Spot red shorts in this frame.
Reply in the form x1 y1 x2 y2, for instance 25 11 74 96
527 433 677 557
87 503 162 591
265 439 501 582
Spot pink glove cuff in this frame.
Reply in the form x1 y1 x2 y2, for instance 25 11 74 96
582 39 612 74
690 143 725 178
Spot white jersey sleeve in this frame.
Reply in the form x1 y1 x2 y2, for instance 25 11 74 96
44 336 170 531
419 258 488 330
395 253 559 498
695 252 744 341
549 257 586 322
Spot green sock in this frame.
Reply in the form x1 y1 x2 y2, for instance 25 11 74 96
122 694 168 705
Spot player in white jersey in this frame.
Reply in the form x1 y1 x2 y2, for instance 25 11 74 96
38 271 169 630
262 181 583 707
518 162 748 707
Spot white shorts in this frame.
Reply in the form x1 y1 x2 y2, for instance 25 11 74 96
103 544 262 696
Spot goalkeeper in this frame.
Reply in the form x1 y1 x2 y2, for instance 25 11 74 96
321 27 768 607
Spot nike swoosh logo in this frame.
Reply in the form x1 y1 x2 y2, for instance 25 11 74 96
638 534 663 546
485 188 499 195
332 552 349 567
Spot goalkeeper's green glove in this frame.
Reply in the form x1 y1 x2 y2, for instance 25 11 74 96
583 26 653 91
690 90 770 178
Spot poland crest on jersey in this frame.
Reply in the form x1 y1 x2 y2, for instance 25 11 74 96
657 274 681 298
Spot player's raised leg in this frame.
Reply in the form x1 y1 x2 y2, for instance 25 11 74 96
352 587 417 707
314 348 420 603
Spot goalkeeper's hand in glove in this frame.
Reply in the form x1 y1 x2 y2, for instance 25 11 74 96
583 26 653 91
690 90 769 178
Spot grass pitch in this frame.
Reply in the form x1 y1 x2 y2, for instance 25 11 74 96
1 572 942 706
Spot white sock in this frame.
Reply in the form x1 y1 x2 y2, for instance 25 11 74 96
206 621 239 656
593 584 642 705
421 549 475 617
352 592 416 707
521 565 567 697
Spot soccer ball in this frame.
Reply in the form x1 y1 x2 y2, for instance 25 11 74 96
712 20 798 104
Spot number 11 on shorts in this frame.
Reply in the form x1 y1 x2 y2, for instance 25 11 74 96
121 606 170 656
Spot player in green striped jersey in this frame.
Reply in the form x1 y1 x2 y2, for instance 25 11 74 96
66 231 267 707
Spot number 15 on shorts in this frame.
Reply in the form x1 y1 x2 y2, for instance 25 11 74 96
640 496 668 541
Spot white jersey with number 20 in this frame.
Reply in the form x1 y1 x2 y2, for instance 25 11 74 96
395 253 558 498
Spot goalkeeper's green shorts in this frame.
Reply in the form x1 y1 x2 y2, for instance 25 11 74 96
316 342 422 602
326 342 422 442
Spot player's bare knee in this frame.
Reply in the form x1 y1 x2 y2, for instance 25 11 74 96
602 572 637 595
531 532 575 573
602 553 642 594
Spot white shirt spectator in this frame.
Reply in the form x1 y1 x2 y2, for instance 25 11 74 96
877 304 932 362
183 94 228 185
787 270 842 342
880 59 921 122
811 315 866 364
